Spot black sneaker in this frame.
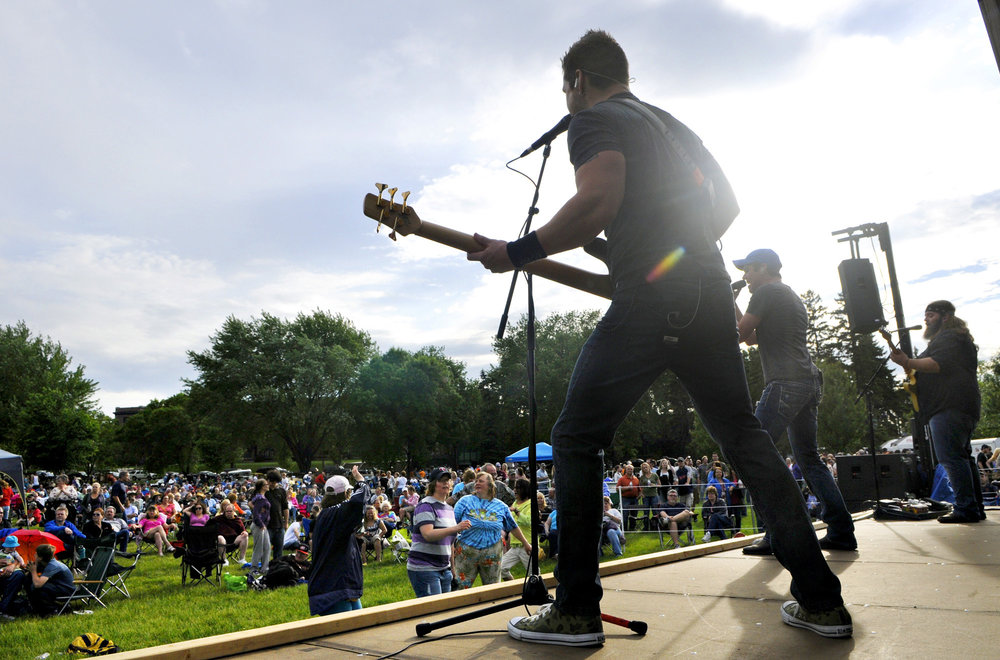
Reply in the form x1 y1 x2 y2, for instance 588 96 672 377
938 512 981 524
818 535 858 551
781 601 853 638
508 604 604 647
742 538 773 555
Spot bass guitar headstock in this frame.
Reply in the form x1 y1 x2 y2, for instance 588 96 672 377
362 183 422 241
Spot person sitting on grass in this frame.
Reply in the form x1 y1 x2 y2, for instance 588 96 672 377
656 489 694 546
701 485 733 542
0 535 27 619
25 544 74 617
137 505 175 556
282 511 305 550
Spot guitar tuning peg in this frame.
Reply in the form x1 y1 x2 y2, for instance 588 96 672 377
376 206 386 233
400 191 411 214
375 183 388 205
389 216 399 241
388 187 398 208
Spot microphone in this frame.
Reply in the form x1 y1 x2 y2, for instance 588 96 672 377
731 281 747 293
520 114 572 157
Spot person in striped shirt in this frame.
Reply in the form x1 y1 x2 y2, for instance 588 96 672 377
406 468 471 597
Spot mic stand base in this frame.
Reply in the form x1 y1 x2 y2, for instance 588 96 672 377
414 575 550 637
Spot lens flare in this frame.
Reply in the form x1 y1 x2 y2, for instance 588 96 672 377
645 246 686 283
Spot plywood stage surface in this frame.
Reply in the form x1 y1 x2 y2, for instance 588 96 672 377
118 510 1000 660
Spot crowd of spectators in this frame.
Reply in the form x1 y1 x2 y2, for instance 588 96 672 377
1 444 997 620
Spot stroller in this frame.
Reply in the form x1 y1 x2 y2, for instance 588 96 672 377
181 526 223 586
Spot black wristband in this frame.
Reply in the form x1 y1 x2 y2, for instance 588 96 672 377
506 231 548 269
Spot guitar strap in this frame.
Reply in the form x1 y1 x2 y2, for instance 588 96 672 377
607 98 729 247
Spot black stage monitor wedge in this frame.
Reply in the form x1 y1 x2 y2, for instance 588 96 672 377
836 454 919 512
838 258 886 333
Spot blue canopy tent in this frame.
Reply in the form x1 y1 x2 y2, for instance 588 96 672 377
505 442 553 463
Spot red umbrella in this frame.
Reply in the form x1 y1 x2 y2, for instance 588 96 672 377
9 529 66 563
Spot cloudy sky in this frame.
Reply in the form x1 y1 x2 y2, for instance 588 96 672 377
3 1 999 416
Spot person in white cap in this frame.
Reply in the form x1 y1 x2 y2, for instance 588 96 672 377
307 465 369 615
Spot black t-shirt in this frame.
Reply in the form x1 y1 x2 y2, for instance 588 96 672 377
264 486 288 531
109 480 128 509
916 329 980 421
567 92 729 290
745 281 816 383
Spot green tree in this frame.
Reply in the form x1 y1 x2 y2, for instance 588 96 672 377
830 297 910 443
801 289 838 363
16 388 100 471
481 310 600 460
0 322 100 469
187 310 376 473
112 394 197 473
352 347 479 471
978 352 1000 438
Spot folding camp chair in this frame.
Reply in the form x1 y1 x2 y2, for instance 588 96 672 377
656 512 696 549
56 545 115 614
386 530 410 564
103 550 141 599
181 526 223 586
74 534 116 574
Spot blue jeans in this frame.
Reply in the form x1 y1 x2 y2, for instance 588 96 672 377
755 377 855 544
605 527 625 555
317 598 363 615
551 276 842 617
928 409 983 518
407 568 453 598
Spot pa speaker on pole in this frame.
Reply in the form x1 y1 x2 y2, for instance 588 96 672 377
838 258 885 333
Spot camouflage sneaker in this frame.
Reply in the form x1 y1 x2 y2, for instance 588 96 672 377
781 601 853 639
508 604 605 647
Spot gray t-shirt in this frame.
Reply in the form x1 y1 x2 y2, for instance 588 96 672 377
567 92 730 290
746 281 815 383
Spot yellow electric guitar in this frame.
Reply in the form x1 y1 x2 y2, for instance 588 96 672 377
361 184 612 299
878 327 919 412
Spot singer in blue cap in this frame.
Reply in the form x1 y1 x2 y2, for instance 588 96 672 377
733 248 856 555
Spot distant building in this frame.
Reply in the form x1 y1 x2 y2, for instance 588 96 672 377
114 406 145 424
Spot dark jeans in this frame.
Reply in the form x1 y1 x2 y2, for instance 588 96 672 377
755 377 855 544
551 277 843 617
928 409 983 518
268 528 284 560
619 496 638 531
0 570 26 614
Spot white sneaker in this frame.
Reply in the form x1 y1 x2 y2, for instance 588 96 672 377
703 532 712 543
222 558 229 566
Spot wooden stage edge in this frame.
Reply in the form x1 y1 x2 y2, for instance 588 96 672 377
115 514 870 660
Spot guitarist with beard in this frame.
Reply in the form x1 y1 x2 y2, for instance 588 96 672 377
889 300 984 523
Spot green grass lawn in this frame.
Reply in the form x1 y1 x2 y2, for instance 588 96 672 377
3 508 762 658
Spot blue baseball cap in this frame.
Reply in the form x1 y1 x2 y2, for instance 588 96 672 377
733 248 781 272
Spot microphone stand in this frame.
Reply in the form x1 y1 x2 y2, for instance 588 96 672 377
415 139 646 639
416 144 552 639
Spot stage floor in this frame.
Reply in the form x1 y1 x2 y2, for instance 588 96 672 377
121 510 1000 659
